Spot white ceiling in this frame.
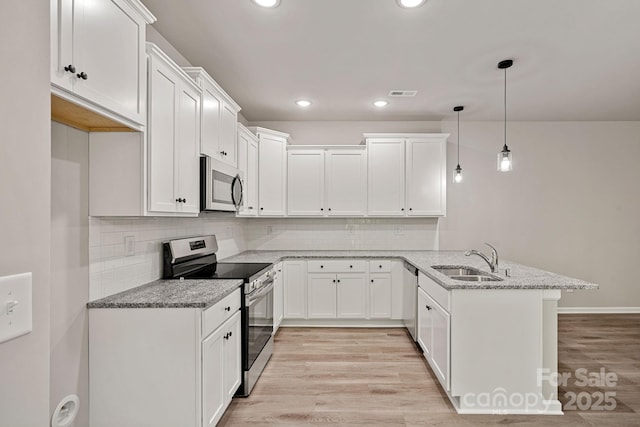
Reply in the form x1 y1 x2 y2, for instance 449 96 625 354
142 0 640 121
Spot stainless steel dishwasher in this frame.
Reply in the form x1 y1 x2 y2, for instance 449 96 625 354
402 262 418 341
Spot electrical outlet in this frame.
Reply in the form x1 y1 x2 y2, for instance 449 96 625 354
394 225 404 236
266 226 273 235
124 235 135 256
346 225 355 235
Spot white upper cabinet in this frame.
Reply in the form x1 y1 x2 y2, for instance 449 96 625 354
366 138 406 216
365 133 449 218
237 124 259 216
183 67 241 167
325 149 367 216
287 150 325 216
51 0 155 128
406 136 447 216
147 43 201 215
287 147 366 217
250 127 289 216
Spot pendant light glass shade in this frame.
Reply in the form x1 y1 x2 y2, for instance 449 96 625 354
497 59 513 172
453 105 463 184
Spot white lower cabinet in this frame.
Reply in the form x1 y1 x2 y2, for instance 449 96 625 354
273 262 284 333
203 311 241 427
336 275 367 318
283 260 307 319
307 274 337 318
418 284 451 391
369 273 392 319
89 289 242 427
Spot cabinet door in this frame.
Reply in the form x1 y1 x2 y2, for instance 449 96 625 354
430 296 450 390
223 312 242 402
325 150 367 216
283 261 307 319
220 102 238 167
258 134 286 216
307 274 337 319
200 82 222 159
273 263 284 333
369 274 392 319
175 82 200 214
367 138 405 216
148 59 178 213
336 274 367 318
406 137 446 216
247 139 259 215
417 287 432 358
202 327 225 427
236 127 249 214
50 0 74 90
72 0 146 124
288 150 325 216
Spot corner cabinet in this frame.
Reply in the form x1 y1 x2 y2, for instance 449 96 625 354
365 133 448 217
183 67 241 167
147 43 201 215
50 0 155 129
89 289 242 427
249 127 289 216
237 124 259 216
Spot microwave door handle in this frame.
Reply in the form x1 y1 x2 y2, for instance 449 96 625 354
232 174 243 210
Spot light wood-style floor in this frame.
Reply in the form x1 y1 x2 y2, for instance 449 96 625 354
219 315 640 426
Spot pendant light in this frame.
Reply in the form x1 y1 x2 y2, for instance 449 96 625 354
453 106 464 184
497 59 513 172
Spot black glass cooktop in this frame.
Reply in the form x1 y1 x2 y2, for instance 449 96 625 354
181 262 272 281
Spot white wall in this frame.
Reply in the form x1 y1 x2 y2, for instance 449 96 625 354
0 1 51 426
50 123 90 427
440 120 640 308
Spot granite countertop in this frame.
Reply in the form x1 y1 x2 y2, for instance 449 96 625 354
221 250 599 291
87 279 243 309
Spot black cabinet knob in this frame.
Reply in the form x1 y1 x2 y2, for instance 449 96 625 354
379 265 382 268
64 64 76 73
332 279 336 283
183 198 186 203
328 208 332 211
320 265 324 268
176 198 180 202
77 72 88 80
371 279 374 283
228 331 232 337
349 265 353 268
248 206 254 210
337 279 341 283
409 208 413 211
260 207 264 210
224 333 229 340
401 208 405 211
224 306 231 311
320 208 324 211
425 305 432 311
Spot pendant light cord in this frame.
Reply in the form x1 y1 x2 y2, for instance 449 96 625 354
457 110 460 165
504 67 507 149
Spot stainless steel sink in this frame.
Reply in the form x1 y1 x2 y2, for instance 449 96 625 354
431 265 503 282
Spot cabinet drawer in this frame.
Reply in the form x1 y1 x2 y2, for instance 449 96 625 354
369 260 391 273
203 288 241 338
307 260 367 273
418 273 450 312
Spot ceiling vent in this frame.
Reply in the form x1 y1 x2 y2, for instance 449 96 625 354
388 90 418 97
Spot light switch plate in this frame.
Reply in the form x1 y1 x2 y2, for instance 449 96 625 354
0 272 33 344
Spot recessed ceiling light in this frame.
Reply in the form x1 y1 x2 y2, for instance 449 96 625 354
295 100 312 108
252 0 280 8
373 100 389 108
397 0 426 8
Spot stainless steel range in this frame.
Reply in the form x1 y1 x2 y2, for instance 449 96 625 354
162 235 274 397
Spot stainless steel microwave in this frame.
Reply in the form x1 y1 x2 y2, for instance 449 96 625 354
200 156 243 212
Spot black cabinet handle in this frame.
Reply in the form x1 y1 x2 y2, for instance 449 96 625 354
183 198 186 203
64 64 76 73
224 333 229 340
176 198 181 203
425 305 432 311
176 198 186 203
77 72 88 80
224 306 231 311
228 331 232 337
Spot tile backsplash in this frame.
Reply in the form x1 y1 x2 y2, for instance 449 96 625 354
245 218 440 251
89 214 246 300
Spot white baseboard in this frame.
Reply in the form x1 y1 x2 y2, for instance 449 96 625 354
558 307 640 314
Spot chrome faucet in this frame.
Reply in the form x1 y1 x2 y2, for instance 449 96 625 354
465 243 499 273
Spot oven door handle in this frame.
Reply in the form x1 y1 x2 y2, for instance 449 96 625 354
245 280 274 306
